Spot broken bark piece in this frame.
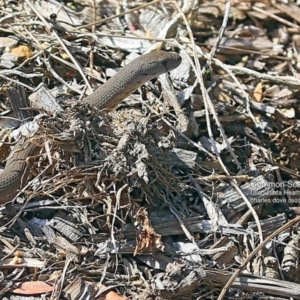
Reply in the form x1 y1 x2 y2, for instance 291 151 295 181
47 211 85 242
247 213 287 238
149 147 200 171
217 175 276 221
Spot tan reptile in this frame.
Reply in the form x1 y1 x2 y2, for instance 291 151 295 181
0 51 181 204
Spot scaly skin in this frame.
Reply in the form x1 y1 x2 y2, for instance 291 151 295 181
0 51 182 204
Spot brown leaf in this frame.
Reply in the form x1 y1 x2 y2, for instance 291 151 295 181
97 288 127 300
253 81 264 102
134 207 164 255
11 281 53 295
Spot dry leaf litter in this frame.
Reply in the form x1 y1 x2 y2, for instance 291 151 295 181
1 0 300 299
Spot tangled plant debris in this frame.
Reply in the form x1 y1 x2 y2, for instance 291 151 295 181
1 0 300 299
